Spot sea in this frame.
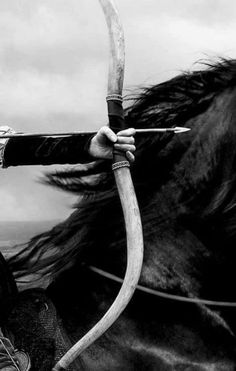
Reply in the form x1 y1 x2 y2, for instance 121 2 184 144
0 220 60 258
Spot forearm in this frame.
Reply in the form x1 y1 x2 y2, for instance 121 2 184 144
0 125 136 167
2 134 94 168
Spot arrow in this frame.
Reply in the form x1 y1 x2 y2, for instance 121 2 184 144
0 127 190 139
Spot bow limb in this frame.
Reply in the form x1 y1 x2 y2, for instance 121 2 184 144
52 1 143 369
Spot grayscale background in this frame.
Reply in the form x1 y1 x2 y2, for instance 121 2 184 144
0 0 235 221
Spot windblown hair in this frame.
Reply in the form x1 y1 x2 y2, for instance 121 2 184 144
8 59 236 303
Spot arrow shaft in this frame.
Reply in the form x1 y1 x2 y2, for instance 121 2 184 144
0 127 190 139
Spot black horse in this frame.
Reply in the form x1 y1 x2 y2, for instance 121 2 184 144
4 59 236 370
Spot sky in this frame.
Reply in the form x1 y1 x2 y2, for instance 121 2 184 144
0 0 236 221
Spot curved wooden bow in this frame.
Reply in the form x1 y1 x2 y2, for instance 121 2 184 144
52 1 143 369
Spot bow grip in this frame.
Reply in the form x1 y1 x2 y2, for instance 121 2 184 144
106 96 127 164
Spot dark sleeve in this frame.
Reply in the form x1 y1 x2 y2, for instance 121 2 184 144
2 134 94 168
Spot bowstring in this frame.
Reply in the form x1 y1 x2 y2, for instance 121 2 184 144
89 265 236 308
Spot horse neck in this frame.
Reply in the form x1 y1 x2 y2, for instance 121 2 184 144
90 87 236 299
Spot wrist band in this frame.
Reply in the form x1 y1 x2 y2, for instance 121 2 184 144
106 94 123 102
112 161 130 171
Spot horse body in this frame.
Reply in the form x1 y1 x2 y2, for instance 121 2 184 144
47 267 236 370
6 60 236 369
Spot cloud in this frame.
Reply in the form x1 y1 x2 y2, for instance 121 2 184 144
0 165 76 221
0 3 106 75
0 0 236 221
122 2 236 87
121 0 236 28
0 0 109 127
0 68 107 124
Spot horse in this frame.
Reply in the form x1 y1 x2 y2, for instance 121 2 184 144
3 58 236 370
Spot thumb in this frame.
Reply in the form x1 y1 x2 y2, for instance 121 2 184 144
99 126 117 143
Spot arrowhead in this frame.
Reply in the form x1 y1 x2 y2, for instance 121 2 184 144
173 127 191 133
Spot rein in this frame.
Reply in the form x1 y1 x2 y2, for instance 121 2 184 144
88 265 236 308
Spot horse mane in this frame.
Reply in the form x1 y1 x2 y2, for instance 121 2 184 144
125 58 236 127
37 58 236 194
7 59 236 304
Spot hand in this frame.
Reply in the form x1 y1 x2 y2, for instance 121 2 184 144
88 126 136 162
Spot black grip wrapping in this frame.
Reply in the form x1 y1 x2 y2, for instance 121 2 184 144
107 99 127 164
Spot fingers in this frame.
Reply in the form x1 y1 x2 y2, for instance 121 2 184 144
98 126 117 143
115 128 136 161
115 135 135 144
115 128 135 150
99 126 136 140
94 126 136 162
126 151 135 163
114 143 136 152
117 128 136 136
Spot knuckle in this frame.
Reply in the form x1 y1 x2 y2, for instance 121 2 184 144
130 137 135 144
121 137 135 144
129 128 136 135
101 126 110 134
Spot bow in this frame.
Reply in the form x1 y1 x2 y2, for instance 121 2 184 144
52 0 144 369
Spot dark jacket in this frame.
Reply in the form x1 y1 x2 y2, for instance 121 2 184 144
2 134 94 168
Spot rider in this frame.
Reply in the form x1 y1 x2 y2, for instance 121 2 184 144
0 125 136 370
